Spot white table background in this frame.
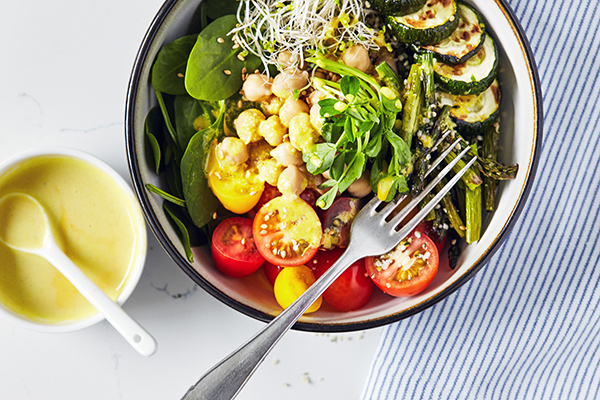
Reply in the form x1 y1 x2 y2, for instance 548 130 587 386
0 1 381 399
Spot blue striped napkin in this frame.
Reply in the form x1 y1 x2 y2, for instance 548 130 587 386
361 0 600 398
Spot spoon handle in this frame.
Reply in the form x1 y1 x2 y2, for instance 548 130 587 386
181 248 362 400
42 244 157 357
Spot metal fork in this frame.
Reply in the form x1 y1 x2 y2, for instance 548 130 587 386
182 140 477 400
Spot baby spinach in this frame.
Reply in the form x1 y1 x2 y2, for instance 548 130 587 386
174 94 218 150
144 107 165 174
185 15 261 101
205 0 240 20
152 34 198 95
180 101 226 228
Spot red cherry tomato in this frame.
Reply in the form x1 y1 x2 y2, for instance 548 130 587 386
252 195 322 267
312 248 374 312
211 217 265 278
262 261 282 286
248 184 281 218
415 221 446 252
365 230 439 297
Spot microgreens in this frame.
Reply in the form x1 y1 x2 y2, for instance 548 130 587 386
304 53 412 209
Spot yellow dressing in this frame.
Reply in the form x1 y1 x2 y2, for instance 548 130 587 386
0 194 47 250
0 156 143 323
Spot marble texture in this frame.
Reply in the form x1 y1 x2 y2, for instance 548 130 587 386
0 1 381 399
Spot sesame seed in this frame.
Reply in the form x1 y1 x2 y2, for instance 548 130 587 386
212 212 217 219
260 230 267 235
237 53 245 61
459 225 466 230
281 250 287 258
260 224 268 229
217 37 225 43
241 238 246 245
224 70 232 75
415 231 421 238
242 67 247 74
232 43 240 49
177 72 184 78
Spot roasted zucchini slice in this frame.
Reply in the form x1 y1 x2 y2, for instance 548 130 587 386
387 0 459 46
438 79 501 135
434 33 498 95
421 1 485 65
372 0 428 16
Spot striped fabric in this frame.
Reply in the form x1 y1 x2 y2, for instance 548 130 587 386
361 0 600 399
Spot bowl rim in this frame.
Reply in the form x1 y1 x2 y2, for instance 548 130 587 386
125 0 543 332
0 147 148 333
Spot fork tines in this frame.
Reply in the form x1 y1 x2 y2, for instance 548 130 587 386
361 139 477 246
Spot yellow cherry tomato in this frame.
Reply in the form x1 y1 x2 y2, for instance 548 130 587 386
207 142 264 214
273 265 322 314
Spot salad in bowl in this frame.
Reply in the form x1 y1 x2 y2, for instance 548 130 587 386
126 0 541 331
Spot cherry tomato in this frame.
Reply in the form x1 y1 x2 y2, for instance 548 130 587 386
312 248 374 312
248 184 281 219
262 261 282 286
211 217 265 278
321 197 361 249
365 231 439 297
207 142 264 214
415 221 446 252
274 265 322 313
252 195 322 266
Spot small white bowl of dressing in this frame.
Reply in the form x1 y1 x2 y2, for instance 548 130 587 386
0 147 147 333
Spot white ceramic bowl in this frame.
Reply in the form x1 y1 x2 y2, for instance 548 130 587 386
0 147 148 333
126 0 542 332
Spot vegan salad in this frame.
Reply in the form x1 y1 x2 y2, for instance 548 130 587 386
144 0 518 313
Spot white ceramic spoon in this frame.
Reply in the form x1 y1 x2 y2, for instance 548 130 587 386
0 193 157 356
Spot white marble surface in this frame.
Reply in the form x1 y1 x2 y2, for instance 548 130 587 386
0 1 381 399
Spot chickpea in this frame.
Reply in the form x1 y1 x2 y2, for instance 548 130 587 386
271 142 303 167
258 158 285 186
217 137 249 167
288 112 319 152
346 169 372 198
246 140 274 168
307 89 327 106
242 73 273 102
276 50 306 69
258 115 287 146
261 95 284 116
271 68 309 99
277 165 308 196
341 45 372 73
279 98 309 127
298 164 323 189
310 103 324 131
234 109 266 144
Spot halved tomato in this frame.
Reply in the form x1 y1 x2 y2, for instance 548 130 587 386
211 217 265 278
207 142 264 214
252 195 322 266
365 230 439 297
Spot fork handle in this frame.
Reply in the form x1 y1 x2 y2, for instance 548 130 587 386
181 247 363 400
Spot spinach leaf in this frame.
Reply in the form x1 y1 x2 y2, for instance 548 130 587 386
205 0 240 20
145 183 185 207
174 94 210 150
152 35 198 95
156 90 183 159
180 102 226 228
185 15 261 101
144 107 165 174
163 202 195 262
